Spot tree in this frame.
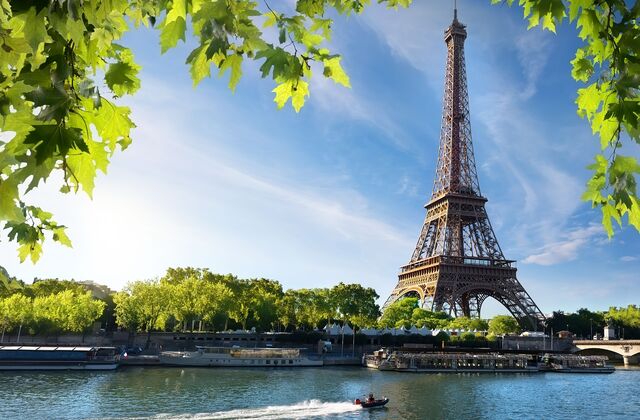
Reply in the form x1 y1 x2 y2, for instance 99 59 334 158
197 279 233 331
488 315 520 336
460 331 476 342
0 266 23 298
330 282 379 357
57 290 106 335
378 297 419 328
0 293 32 341
553 308 606 338
330 282 380 328
411 308 451 329
447 316 489 332
113 291 142 333
605 305 640 338
3 1 636 264
247 278 283 331
166 276 202 331
227 279 252 330
115 280 169 347
28 279 85 297
277 289 301 331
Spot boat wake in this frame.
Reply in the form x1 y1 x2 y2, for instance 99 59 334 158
126 400 362 420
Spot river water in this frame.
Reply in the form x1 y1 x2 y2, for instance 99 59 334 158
1 367 638 419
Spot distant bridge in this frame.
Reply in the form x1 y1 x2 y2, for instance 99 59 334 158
573 340 640 366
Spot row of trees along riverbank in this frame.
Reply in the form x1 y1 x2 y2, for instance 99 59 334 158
2 266 640 341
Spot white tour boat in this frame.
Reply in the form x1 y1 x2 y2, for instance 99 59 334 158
159 346 323 367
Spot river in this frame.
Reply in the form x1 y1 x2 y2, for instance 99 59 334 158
1 367 638 419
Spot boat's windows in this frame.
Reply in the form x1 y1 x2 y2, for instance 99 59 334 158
266 360 271 364
274 360 278 365
289 360 293 364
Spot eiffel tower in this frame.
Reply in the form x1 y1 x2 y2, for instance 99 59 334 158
383 8 545 330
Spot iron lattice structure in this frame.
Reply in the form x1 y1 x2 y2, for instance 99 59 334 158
383 11 545 330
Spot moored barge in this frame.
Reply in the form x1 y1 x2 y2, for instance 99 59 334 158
0 345 119 370
366 351 537 373
160 346 324 367
539 354 614 373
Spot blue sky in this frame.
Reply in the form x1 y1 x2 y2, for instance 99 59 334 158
1 1 638 316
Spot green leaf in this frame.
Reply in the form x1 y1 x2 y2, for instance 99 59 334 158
24 124 88 165
568 0 590 22
601 202 621 238
24 85 73 122
576 82 604 120
570 48 593 82
18 7 49 54
93 100 134 147
160 19 187 53
219 54 243 91
296 0 325 17
263 11 280 28
66 152 97 197
0 177 23 221
291 80 309 112
105 62 141 96
628 196 640 232
52 226 72 247
323 56 350 87
17 239 42 264
187 46 211 86
256 47 291 79
610 155 640 179
541 14 557 33
272 78 311 111
105 48 141 96
577 8 601 40
273 80 293 109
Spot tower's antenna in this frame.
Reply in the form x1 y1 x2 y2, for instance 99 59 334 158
454 0 458 20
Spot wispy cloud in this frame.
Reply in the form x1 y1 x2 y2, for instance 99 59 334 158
514 30 552 99
522 224 605 265
620 255 638 262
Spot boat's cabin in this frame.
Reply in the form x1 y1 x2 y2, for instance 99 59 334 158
195 346 302 358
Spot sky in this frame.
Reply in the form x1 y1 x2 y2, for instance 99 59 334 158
1 1 639 317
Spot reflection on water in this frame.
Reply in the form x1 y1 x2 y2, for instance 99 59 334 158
0 367 638 419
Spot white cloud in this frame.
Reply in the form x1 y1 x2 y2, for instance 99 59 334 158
515 30 552 99
620 255 638 262
522 224 605 265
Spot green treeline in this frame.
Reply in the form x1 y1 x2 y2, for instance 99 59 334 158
1 266 640 340
113 267 380 335
0 279 106 340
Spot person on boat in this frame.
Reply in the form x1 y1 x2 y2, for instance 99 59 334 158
367 393 375 403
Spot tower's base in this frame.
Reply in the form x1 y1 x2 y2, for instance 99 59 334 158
383 256 545 331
